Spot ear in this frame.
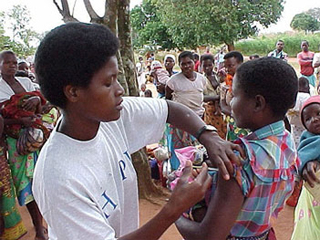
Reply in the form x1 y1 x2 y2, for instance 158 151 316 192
254 95 266 112
63 85 81 103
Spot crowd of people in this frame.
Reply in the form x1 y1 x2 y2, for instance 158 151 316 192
0 21 320 240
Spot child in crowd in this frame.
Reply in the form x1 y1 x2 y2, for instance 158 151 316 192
176 57 299 240
32 22 243 240
291 95 320 240
144 89 153 98
139 83 146 97
151 60 169 85
285 77 310 207
287 77 311 148
220 51 250 141
201 54 227 139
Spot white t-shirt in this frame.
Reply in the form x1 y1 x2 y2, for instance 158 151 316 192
0 76 36 103
33 97 168 240
166 72 206 116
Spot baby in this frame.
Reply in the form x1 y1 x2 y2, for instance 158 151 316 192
151 60 169 85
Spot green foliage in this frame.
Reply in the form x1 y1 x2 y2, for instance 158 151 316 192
235 32 320 57
155 0 284 50
306 8 320 22
290 12 319 33
130 0 177 50
1 5 40 57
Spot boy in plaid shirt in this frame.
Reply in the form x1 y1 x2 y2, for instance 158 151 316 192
176 57 300 240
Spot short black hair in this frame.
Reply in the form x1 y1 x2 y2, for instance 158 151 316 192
0 50 15 61
178 51 194 64
224 51 243 63
15 70 29 78
298 77 309 89
277 40 284 44
302 40 309 46
236 57 298 118
35 22 119 109
193 53 199 60
201 54 214 63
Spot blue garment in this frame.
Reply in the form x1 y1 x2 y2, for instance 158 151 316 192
298 130 320 173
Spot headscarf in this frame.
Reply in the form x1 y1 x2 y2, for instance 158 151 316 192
164 54 176 63
300 95 320 129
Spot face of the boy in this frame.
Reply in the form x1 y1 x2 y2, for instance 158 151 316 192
230 75 255 129
224 57 239 77
302 103 320 135
77 56 124 123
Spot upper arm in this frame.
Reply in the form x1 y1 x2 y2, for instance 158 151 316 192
199 173 244 239
165 85 173 100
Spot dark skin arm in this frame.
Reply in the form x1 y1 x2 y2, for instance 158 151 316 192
176 173 244 240
119 161 212 240
165 85 173 100
302 160 320 187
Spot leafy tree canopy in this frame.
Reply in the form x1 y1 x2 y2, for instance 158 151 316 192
290 12 319 33
306 8 320 22
155 0 284 50
130 0 177 51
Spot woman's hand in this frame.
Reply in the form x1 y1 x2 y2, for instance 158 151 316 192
302 160 320 187
200 132 245 180
166 161 212 218
22 96 41 111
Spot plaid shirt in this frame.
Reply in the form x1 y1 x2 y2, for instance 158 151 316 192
230 121 299 237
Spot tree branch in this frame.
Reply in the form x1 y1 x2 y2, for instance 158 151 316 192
52 0 79 23
83 0 102 22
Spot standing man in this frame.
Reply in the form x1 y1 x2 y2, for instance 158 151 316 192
268 40 288 61
297 40 316 87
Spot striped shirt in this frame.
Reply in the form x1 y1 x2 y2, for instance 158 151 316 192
230 121 299 237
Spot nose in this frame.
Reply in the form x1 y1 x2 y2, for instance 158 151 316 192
115 80 124 96
311 116 320 123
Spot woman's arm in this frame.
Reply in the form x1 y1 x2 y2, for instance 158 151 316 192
165 86 173 100
3 117 35 127
176 173 244 240
119 161 212 240
166 100 244 180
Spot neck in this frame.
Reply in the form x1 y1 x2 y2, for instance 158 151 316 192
58 110 100 141
1 74 15 83
184 72 195 80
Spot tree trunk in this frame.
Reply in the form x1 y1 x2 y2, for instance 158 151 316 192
226 42 235 52
118 0 139 96
104 0 129 95
131 149 165 199
117 1 163 198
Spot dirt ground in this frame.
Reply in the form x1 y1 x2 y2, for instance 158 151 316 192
18 195 294 240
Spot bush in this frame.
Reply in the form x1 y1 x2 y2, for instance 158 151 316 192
235 32 320 57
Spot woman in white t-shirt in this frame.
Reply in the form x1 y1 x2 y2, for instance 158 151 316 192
165 51 207 170
32 22 243 240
